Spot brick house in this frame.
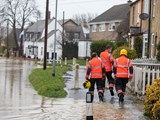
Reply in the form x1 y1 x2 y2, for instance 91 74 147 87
89 2 131 41
130 0 160 58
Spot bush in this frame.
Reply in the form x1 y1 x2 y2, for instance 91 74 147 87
157 42 160 61
112 46 137 59
134 37 143 58
90 40 115 56
115 39 128 48
144 78 160 119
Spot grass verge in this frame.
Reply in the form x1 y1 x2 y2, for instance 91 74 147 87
29 65 71 98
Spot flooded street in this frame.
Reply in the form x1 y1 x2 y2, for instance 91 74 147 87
0 58 147 120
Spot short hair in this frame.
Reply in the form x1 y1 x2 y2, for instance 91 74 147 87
91 52 97 58
106 45 112 49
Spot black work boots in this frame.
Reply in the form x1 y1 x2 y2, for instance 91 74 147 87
98 92 104 102
109 87 114 96
118 93 124 103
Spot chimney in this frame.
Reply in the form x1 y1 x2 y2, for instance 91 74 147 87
127 0 132 4
82 19 88 28
48 11 51 19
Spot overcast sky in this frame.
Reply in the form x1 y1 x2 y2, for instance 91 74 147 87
36 0 135 20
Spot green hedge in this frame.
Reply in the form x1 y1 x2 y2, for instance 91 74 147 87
90 40 115 56
134 37 143 58
157 42 160 61
112 46 137 59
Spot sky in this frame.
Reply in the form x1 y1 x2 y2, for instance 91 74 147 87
36 0 135 20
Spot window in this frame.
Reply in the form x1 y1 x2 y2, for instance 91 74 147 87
152 0 156 17
108 23 115 31
92 25 97 32
99 24 105 32
144 0 149 14
137 2 141 24
41 47 43 55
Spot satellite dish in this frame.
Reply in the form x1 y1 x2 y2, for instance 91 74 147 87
139 13 149 20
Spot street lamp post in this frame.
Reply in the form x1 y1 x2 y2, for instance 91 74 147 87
52 0 58 76
6 19 9 58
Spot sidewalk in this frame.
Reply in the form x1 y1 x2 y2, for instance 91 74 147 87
64 65 148 120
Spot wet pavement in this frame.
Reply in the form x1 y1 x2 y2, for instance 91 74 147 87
0 58 148 120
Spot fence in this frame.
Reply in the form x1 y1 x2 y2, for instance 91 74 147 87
127 62 160 95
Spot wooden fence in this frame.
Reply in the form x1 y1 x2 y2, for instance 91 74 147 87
127 62 160 95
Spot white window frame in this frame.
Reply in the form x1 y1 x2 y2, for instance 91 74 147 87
152 0 156 17
144 0 149 14
108 23 115 31
92 25 97 32
99 24 105 32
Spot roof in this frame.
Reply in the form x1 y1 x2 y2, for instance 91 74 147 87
130 0 139 6
58 19 78 26
89 3 130 23
27 19 53 32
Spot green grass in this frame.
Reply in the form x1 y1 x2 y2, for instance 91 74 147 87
61 59 87 66
29 65 71 98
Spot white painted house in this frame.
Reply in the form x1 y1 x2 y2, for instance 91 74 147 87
78 20 91 58
23 18 63 61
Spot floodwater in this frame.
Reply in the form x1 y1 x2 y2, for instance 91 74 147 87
0 58 148 120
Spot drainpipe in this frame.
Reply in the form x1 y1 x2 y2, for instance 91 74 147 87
147 0 152 58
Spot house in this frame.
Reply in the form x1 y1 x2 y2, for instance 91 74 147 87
78 19 91 58
130 0 160 58
89 1 131 41
23 18 63 60
58 19 84 59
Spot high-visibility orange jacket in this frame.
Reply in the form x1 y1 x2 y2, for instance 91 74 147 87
86 57 106 79
113 55 133 78
100 50 114 72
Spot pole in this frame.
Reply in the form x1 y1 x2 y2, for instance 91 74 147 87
6 19 9 58
43 0 49 70
147 0 151 58
52 0 58 76
62 11 65 60
86 91 93 120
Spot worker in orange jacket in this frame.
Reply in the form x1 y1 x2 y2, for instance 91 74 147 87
100 45 115 96
113 49 133 103
86 52 106 102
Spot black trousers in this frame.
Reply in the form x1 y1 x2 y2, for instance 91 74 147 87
104 71 115 88
115 78 128 93
89 78 104 93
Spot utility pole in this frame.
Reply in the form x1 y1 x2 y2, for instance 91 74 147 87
43 0 49 70
52 0 58 76
147 0 151 58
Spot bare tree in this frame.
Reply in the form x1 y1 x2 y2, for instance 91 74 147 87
0 0 40 49
72 13 97 25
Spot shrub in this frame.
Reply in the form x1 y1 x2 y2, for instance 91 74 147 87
144 78 160 119
157 42 160 61
112 46 137 59
134 37 143 58
115 39 128 48
90 40 115 56
0 46 6 53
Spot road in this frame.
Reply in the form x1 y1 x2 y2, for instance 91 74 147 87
0 58 148 120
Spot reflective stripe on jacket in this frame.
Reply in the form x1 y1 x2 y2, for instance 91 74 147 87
100 50 114 72
114 56 133 78
86 57 104 79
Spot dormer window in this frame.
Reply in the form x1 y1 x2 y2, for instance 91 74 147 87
108 23 115 31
